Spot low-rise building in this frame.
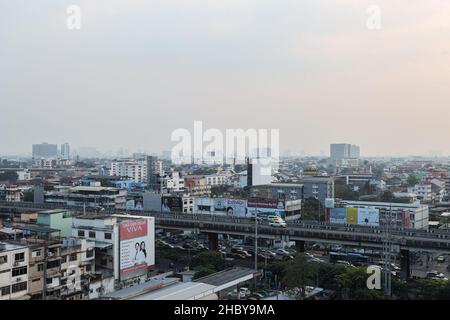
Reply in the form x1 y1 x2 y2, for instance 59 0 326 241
45 186 127 209
340 200 429 229
0 242 30 300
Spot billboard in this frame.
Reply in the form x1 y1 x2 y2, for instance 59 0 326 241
213 198 247 217
346 208 358 225
330 208 346 224
126 196 143 211
161 196 183 213
328 207 379 227
357 208 379 227
247 198 286 219
402 209 411 228
119 218 155 280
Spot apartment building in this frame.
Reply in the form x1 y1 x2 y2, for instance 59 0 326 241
205 174 228 186
161 171 185 193
408 184 433 202
0 242 29 300
184 175 211 196
45 186 127 209
110 159 147 183
0 185 22 202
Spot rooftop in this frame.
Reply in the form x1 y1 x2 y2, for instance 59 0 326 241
0 241 28 252
70 186 120 192
194 267 255 287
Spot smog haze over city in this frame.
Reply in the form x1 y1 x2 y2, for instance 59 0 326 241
1 0 450 157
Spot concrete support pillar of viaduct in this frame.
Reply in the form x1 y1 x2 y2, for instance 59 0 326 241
400 249 411 279
295 240 306 253
207 233 219 251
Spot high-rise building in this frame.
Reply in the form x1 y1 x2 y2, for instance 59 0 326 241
32 143 58 159
330 143 360 160
247 157 272 187
350 145 360 158
60 143 70 160
147 156 162 191
110 159 147 183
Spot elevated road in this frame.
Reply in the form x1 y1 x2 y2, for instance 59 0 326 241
1 201 450 252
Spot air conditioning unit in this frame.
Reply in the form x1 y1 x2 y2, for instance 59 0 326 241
16 277 22 282
13 261 19 266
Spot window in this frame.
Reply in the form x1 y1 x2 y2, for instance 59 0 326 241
37 263 44 272
0 286 10 296
0 255 7 264
78 230 85 237
47 260 60 269
32 249 41 258
12 266 27 277
104 232 112 240
86 250 94 258
69 253 77 261
11 282 27 293
89 231 96 238
0 269 10 274
14 252 25 262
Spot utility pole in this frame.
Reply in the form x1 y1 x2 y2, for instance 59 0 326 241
254 211 258 272
383 204 392 296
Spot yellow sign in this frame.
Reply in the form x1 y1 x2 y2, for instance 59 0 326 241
346 208 358 224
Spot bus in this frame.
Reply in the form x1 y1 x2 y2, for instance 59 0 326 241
329 252 370 266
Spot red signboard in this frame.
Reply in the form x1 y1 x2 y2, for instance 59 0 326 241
120 219 148 240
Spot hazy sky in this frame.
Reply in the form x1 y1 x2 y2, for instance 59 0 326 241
1 0 450 157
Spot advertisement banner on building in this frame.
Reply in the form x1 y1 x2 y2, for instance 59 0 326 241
346 207 358 225
119 218 155 280
247 197 285 210
161 196 183 213
357 208 380 227
247 197 286 219
212 198 248 216
330 208 347 224
402 209 411 228
126 197 143 211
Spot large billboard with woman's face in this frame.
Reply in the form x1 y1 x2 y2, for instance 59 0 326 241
119 218 155 280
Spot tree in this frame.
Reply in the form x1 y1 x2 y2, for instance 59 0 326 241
334 179 359 200
301 198 323 221
407 175 419 187
192 266 216 280
282 254 315 299
380 190 394 202
336 267 389 300
190 251 227 279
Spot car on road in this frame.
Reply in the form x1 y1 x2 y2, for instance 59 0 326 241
437 255 446 263
391 263 400 271
336 260 355 268
230 252 247 259
276 249 291 256
427 271 448 280
269 220 287 228
227 288 251 299
248 292 265 300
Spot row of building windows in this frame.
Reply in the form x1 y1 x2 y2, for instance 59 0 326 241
0 282 27 296
0 252 25 265
77 230 112 240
